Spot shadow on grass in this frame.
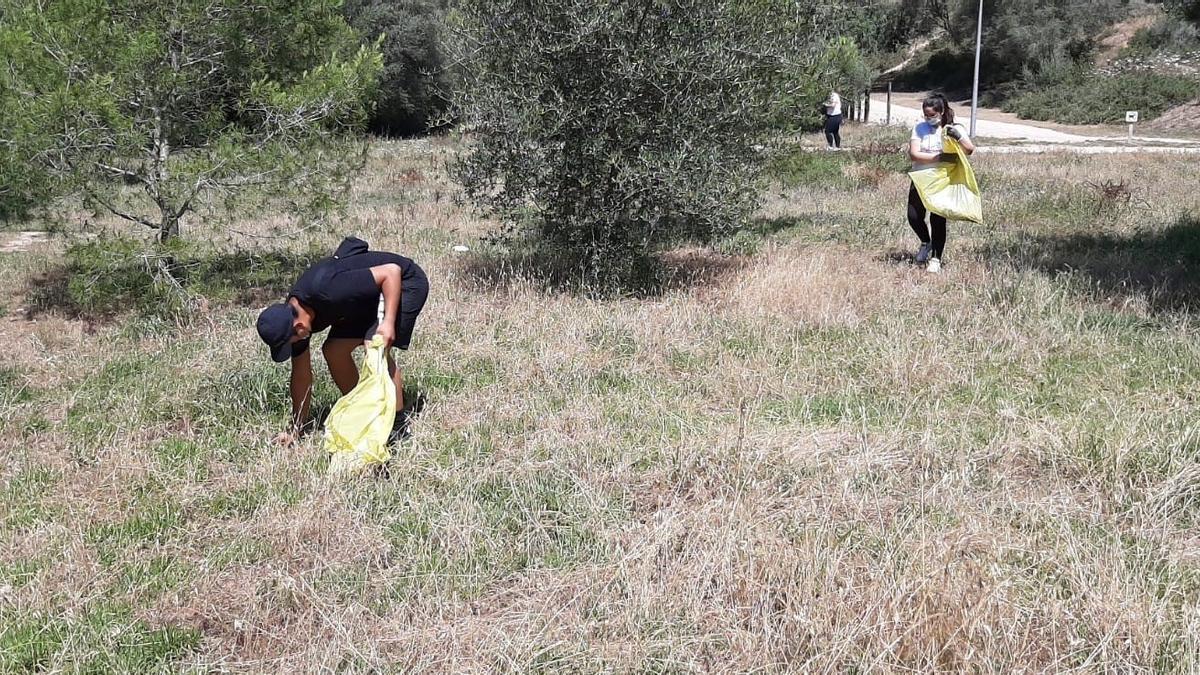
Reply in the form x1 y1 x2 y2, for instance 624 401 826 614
25 246 322 321
744 215 818 240
987 215 1200 313
454 214 846 297
879 247 919 265
179 250 323 307
458 244 751 298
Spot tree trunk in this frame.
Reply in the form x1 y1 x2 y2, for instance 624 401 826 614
158 216 180 244
151 106 175 243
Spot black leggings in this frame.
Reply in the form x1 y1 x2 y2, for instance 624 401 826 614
824 114 842 148
907 182 946 258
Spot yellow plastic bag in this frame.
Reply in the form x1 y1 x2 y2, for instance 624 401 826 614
908 136 983 224
324 334 395 477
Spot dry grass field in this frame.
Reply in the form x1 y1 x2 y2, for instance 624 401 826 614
1 127 1199 672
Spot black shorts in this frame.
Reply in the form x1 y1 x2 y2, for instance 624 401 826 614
327 263 429 350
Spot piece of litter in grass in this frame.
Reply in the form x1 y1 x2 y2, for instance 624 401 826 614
453 245 470 252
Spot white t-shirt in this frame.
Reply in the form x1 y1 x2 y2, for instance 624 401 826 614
824 93 842 116
911 121 969 171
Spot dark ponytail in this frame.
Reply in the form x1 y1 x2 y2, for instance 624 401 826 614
922 93 955 126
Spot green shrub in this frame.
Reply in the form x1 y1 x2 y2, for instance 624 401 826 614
967 0 1128 86
1165 0 1200 25
341 0 451 136
1124 17 1200 56
37 236 322 320
1002 72 1200 124
448 0 828 287
60 237 179 317
892 46 975 92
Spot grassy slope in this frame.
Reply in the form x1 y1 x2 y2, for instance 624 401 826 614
2 130 1200 672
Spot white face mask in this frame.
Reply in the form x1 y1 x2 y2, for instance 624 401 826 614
925 115 941 126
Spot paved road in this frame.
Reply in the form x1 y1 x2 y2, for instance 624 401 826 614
868 96 1200 149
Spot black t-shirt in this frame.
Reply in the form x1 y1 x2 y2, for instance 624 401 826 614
289 238 418 357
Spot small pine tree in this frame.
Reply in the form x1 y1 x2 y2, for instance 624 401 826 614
0 0 382 243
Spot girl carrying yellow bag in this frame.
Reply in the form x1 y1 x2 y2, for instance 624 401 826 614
905 94 982 274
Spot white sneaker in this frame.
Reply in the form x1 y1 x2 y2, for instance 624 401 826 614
927 258 941 274
915 242 932 264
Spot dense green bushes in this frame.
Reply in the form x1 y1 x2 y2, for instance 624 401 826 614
1124 15 1200 56
971 0 1129 85
891 45 976 92
34 237 322 319
1002 71 1200 124
889 1 1197 124
341 0 451 136
1164 0 1200 24
448 0 830 287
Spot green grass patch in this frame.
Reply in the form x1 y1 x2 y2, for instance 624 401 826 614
185 359 313 436
410 356 501 397
354 469 617 603
763 390 900 429
115 555 193 600
207 536 275 568
0 366 35 408
1 467 62 533
87 496 187 566
0 558 44 589
66 355 176 448
0 605 199 672
768 148 852 189
205 479 303 518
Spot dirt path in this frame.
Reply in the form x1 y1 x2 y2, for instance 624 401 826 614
0 231 51 253
980 145 1200 155
1095 12 1161 65
879 38 934 78
868 94 1200 148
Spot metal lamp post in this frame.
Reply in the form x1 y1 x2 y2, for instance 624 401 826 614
970 0 983 136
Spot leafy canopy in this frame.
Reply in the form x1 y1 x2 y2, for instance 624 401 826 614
341 0 453 136
0 0 382 240
448 0 836 287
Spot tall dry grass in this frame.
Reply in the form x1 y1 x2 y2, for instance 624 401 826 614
1 128 1199 672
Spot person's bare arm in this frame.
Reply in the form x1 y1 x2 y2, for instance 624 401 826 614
909 138 940 163
368 263 403 348
275 348 313 446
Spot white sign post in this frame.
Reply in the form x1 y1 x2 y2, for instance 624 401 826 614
1126 110 1139 140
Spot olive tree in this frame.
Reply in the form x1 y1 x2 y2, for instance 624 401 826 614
447 0 830 285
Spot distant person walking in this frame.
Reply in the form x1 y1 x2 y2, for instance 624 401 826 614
907 93 975 273
822 90 843 150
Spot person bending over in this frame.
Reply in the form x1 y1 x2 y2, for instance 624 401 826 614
256 236 429 445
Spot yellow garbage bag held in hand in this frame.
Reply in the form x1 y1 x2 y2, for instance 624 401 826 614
324 297 395 477
908 136 983 224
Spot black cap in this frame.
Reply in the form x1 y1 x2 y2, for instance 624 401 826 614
256 303 296 362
